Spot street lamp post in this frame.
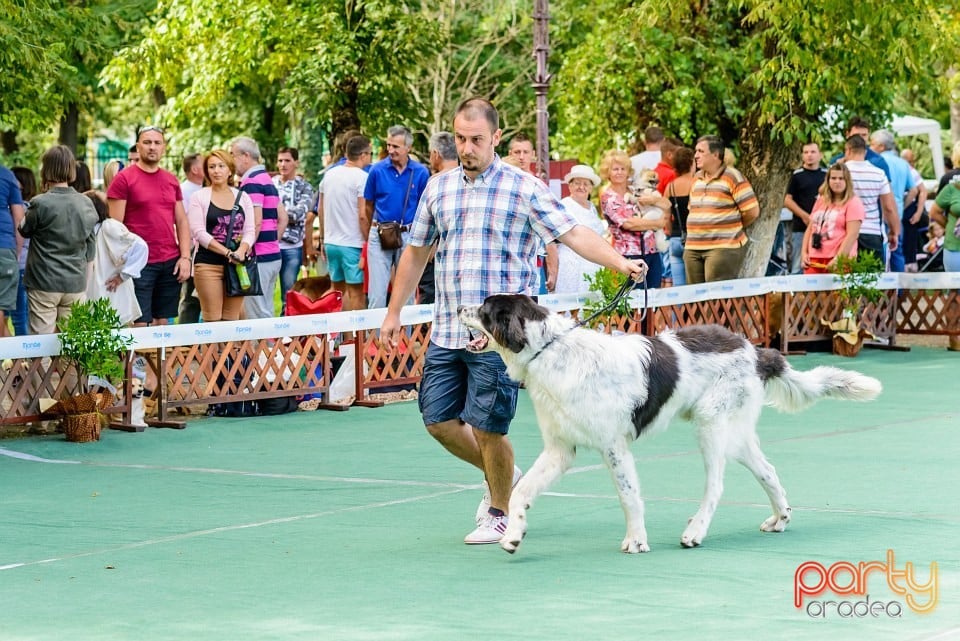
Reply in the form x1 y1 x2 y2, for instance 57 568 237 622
533 0 551 184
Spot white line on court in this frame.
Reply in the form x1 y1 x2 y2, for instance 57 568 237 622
0 446 472 489
0 487 466 572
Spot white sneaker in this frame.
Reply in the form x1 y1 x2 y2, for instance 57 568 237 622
475 465 523 526
464 513 509 545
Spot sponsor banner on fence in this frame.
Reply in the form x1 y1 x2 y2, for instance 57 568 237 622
0 273 956 358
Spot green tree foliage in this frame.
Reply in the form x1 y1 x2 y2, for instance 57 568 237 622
0 0 70 132
552 0 960 276
103 0 441 161
0 0 154 155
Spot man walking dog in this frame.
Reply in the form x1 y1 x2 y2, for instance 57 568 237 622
380 97 645 544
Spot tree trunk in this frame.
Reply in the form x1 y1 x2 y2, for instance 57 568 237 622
949 67 959 145
1 130 18 156
737 113 801 278
330 78 362 159
58 103 80 155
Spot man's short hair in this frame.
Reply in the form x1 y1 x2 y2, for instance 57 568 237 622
847 116 871 133
231 136 261 161
644 126 665 144
386 125 413 147
429 132 458 161
845 134 868 153
870 130 895 152
660 137 678 155
508 131 532 150
41 145 77 185
697 135 725 158
128 144 138 153
455 97 499 132
277 146 300 161
182 153 201 176
345 135 371 161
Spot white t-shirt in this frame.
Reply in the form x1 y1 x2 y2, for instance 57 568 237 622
180 180 203 209
319 164 368 248
631 150 661 183
845 160 891 237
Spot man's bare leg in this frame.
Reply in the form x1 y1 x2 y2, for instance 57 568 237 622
426 419 483 470
474 428 515 513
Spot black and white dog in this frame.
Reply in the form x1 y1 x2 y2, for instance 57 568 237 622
458 295 882 554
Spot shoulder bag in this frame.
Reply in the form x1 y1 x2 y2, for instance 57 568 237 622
222 189 263 297
377 171 415 250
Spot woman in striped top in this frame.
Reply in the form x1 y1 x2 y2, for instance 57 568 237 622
684 136 760 283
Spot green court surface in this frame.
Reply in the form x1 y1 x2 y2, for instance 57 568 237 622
1 346 957 641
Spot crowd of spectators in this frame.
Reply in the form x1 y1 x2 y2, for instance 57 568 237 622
1 117 957 341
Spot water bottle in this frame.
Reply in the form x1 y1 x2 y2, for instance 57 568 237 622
236 261 251 289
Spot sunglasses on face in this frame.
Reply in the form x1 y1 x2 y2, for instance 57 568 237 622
137 125 165 138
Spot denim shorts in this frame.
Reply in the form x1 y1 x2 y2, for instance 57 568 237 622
418 342 519 435
0 249 17 310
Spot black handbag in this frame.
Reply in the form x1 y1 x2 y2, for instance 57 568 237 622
222 190 263 297
376 171 414 250
377 221 404 249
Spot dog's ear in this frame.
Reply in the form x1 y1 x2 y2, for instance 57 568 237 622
497 315 528 353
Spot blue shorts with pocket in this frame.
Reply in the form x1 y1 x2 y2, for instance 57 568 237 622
418 342 519 435
324 244 364 285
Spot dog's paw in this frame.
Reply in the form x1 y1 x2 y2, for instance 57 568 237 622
620 537 650 554
499 527 526 554
680 521 707 548
760 508 792 533
500 536 522 554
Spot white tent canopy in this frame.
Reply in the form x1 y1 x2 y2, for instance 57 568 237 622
891 115 945 181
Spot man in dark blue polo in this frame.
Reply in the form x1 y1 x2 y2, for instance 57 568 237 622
363 125 429 309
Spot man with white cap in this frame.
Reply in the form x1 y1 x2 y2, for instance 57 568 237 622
555 164 608 294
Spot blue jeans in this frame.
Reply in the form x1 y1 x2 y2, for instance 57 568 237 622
8 268 28 335
668 237 686 286
367 227 412 309
888 233 905 272
279 246 302 314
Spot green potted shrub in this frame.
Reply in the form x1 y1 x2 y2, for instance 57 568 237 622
45 298 134 441
582 268 635 331
822 253 884 356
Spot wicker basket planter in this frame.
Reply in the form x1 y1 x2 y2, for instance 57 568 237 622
46 392 115 443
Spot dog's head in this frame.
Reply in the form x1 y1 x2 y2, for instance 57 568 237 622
291 275 334 302
634 170 659 192
458 294 551 355
130 377 144 399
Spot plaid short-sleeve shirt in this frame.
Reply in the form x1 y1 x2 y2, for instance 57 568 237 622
408 156 577 349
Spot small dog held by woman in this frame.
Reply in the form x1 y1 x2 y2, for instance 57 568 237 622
458 294 882 555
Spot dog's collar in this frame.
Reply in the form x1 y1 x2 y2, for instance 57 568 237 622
528 335 562 363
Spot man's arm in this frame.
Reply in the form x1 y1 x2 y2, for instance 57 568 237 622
739 203 760 227
559 224 647 281
276 202 288 243
108 199 126 223
544 243 559 292
783 194 811 226
911 182 927 224
10 204 24 258
380 244 434 348
364 200 375 228
879 192 900 249
358 196 370 239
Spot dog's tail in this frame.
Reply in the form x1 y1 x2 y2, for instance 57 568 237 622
759 349 882 412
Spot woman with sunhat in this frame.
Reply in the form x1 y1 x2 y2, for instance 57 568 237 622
554 164 608 294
